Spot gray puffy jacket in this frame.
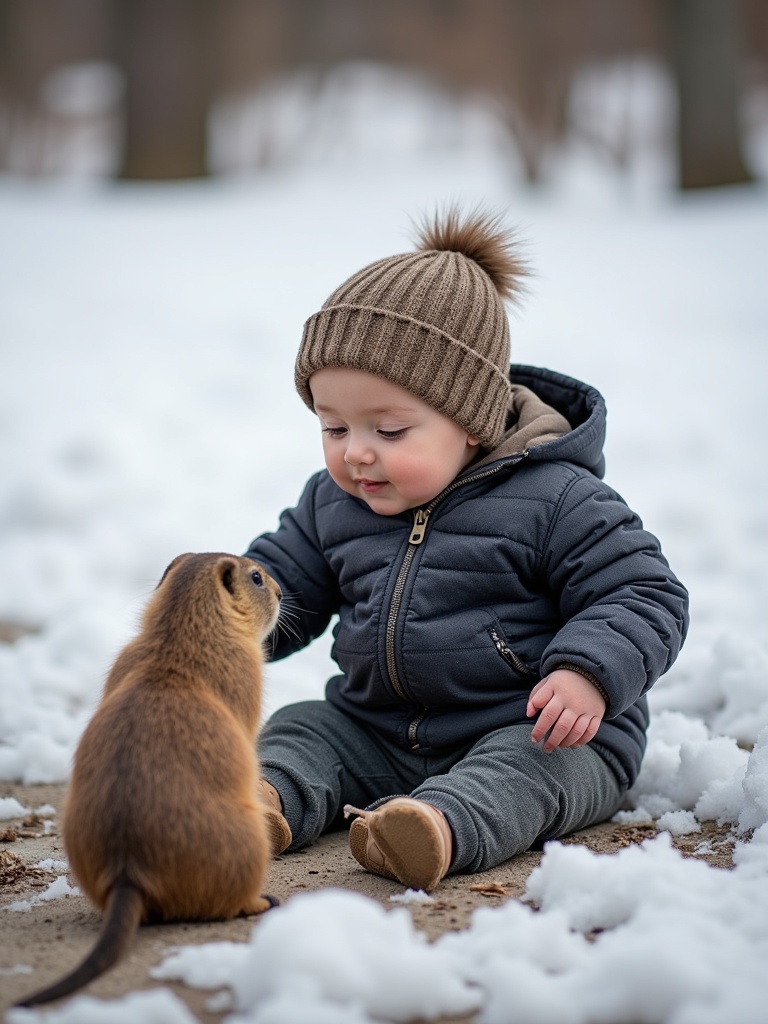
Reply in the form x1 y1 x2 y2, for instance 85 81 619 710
246 364 689 786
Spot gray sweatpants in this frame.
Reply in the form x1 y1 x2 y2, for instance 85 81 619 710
260 700 625 874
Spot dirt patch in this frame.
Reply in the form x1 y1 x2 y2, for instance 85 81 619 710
0 782 737 1022
0 851 50 889
0 815 52 844
557 816 738 869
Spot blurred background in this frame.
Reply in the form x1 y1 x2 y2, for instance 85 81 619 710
0 0 766 190
1 0 767 784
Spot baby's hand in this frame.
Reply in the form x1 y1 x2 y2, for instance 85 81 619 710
527 668 606 753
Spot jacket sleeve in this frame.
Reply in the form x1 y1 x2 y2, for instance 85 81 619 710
538 472 689 718
244 473 341 660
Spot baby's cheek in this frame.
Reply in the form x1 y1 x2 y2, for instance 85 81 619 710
396 460 432 491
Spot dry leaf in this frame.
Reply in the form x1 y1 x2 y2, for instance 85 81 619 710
469 882 508 897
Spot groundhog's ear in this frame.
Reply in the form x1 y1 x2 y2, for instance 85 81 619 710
156 553 194 589
217 557 239 597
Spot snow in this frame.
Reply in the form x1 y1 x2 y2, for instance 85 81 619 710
0 802 54 822
388 888 435 905
738 725 768 832
5 990 197 1024
0 799 29 821
32 860 68 873
5 877 80 913
1 62 767 1024
151 889 482 1022
150 817 768 1024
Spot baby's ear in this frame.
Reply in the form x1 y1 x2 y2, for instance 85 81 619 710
467 435 482 447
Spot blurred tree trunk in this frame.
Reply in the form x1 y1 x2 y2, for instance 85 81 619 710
0 0 51 172
666 0 753 189
114 0 214 179
495 0 582 185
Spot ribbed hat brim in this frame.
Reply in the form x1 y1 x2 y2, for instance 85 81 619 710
296 303 511 448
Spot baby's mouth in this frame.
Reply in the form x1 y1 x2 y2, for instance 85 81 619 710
357 478 387 493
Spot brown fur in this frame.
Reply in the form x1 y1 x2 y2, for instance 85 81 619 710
16 553 281 1007
413 204 530 302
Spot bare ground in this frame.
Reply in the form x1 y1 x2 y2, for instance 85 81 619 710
0 779 738 1023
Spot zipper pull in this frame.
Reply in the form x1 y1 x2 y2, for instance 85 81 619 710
409 508 431 545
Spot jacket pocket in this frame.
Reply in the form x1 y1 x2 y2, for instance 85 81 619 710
487 624 538 680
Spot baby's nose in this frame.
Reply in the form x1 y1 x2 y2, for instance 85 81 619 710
344 438 374 465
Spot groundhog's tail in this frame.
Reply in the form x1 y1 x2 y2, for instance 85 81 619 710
15 879 143 1007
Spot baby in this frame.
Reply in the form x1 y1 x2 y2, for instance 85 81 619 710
246 207 688 889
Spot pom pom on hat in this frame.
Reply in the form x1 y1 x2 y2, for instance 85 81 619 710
412 206 528 303
295 206 528 449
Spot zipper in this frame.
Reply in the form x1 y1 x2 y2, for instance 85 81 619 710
384 450 530 744
407 710 426 747
409 508 430 544
385 542 419 701
489 626 537 677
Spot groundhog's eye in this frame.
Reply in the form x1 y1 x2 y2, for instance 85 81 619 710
250 570 264 588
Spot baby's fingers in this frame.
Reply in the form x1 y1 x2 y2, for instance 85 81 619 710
539 708 578 752
526 679 553 718
571 714 602 747
529 695 564 745
551 714 603 750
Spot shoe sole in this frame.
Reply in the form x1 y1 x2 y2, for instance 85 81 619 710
264 807 292 856
353 802 447 891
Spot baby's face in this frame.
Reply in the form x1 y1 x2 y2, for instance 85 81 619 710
310 367 480 516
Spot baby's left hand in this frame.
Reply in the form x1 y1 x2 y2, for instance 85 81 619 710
527 669 606 753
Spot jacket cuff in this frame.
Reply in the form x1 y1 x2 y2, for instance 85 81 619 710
552 662 610 709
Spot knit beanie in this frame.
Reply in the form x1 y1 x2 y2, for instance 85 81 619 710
295 207 528 449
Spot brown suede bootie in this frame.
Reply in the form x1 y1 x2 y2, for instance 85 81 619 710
257 779 292 856
344 798 452 891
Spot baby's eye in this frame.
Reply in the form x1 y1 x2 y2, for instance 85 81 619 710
378 429 408 440
322 426 347 438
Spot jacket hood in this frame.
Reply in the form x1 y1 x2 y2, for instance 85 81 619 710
474 364 607 479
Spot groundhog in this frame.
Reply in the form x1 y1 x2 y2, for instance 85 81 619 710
17 552 281 1007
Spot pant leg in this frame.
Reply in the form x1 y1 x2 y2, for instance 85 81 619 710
411 724 626 873
259 700 419 850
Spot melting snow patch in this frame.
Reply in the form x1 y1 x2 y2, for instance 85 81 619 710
155 889 481 1022
5 875 80 912
624 710 752 828
4 988 197 1024
656 809 701 835
151 939 251 991
33 859 68 873
389 888 434 904
738 725 768 832
0 797 30 820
